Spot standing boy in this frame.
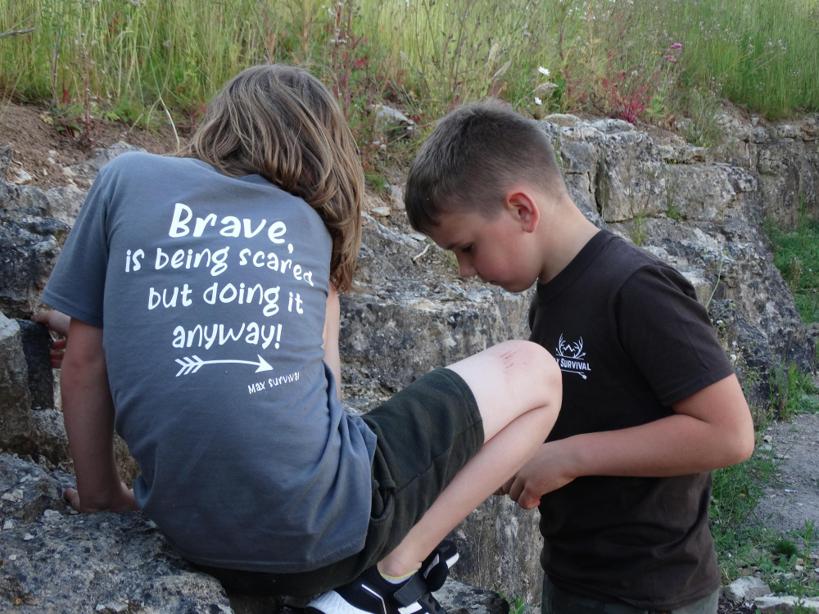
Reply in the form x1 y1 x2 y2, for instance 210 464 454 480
404 100 755 613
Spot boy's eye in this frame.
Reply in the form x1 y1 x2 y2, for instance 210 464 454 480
460 244 473 254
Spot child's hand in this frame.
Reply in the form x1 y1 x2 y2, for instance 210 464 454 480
32 309 70 368
504 442 577 509
63 481 138 514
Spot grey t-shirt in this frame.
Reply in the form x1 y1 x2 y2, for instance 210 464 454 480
43 152 377 573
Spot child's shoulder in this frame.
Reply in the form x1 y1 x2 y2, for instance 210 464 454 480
571 231 695 305
595 231 685 280
573 230 663 284
101 150 187 176
601 231 660 267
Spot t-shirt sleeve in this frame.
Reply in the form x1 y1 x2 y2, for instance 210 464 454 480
615 264 734 407
41 165 115 327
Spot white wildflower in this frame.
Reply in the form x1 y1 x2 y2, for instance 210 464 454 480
534 96 543 106
538 66 550 77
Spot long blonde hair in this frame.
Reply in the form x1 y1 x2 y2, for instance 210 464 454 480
179 64 363 292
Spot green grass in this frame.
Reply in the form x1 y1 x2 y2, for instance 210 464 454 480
715 520 819 597
0 0 329 127
713 203 818 587
766 205 819 369
766 213 819 327
711 437 819 596
713 208 819 596
711 438 777 546
658 0 819 119
1 0 817 149
769 363 819 420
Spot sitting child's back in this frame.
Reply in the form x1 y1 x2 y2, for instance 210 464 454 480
43 150 376 571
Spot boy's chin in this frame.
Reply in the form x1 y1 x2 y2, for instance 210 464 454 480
495 278 536 293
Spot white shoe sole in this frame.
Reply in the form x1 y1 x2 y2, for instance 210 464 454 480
307 586 429 614
307 590 377 614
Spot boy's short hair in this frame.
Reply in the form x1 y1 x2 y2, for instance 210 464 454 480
180 64 363 292
405 99 566 233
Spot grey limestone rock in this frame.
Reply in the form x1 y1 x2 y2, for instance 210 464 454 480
0 144 12 177
435 579 510 614
723 576 771 603
0 312 70 465
0 198 68 318
1 107 817 609
373 104 417 141
709 110 819 227
0 454 234 613
44 141 143 225
0 453 509 613
0 314 33 454
15 318 53 411
753 595 819 613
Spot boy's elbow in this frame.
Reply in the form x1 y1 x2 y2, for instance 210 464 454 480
63 348 107 375
722 417 755 466
61 320 106 372
734 428 755 463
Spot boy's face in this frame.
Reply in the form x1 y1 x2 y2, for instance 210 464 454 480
426 205 542 293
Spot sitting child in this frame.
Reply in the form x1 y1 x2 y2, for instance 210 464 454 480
38 66 562 613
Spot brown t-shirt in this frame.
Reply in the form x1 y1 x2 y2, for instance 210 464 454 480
529 230 734 610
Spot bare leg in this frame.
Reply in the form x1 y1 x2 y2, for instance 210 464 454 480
377 340 561 576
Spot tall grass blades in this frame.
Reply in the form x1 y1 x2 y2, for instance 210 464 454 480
1 0 817 132
659 0 819 119
767 212 819 326
0 0 335 127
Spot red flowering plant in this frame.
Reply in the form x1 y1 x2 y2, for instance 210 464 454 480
600 41 684 124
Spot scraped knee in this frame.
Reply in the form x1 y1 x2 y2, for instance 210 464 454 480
493 340 561 405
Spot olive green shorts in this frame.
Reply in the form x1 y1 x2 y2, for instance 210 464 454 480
201 367 483 597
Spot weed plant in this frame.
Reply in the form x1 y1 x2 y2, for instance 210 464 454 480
714 519 819 597
715 205 817 595
712 431 819 596
769 364 819 420
1 0 817 149
766 212 819 328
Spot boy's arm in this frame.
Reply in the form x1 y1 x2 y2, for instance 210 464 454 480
322 283 342 398
507 373 754 509
61 319 136 512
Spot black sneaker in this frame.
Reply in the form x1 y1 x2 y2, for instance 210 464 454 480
305 566 447 614
419 539 458 592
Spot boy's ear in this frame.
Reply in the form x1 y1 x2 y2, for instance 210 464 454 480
506 191 540 233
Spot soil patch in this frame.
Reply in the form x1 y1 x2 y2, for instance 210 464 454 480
751 411 819 535
0 101 182 189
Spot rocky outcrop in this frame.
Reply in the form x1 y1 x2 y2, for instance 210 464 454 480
723 576 819 614
0 454 234 613
711 108 818 227
0 315 31 452
0 187 68 319
543 114 815 408
0 313 68 464
0 109 816 610
0 453 507 614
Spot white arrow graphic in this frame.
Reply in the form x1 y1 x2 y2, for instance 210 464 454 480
174 354 273 377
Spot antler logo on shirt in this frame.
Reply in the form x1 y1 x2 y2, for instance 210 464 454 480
555 334 592 380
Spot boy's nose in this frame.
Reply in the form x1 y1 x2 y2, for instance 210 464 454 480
457 256 476 278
